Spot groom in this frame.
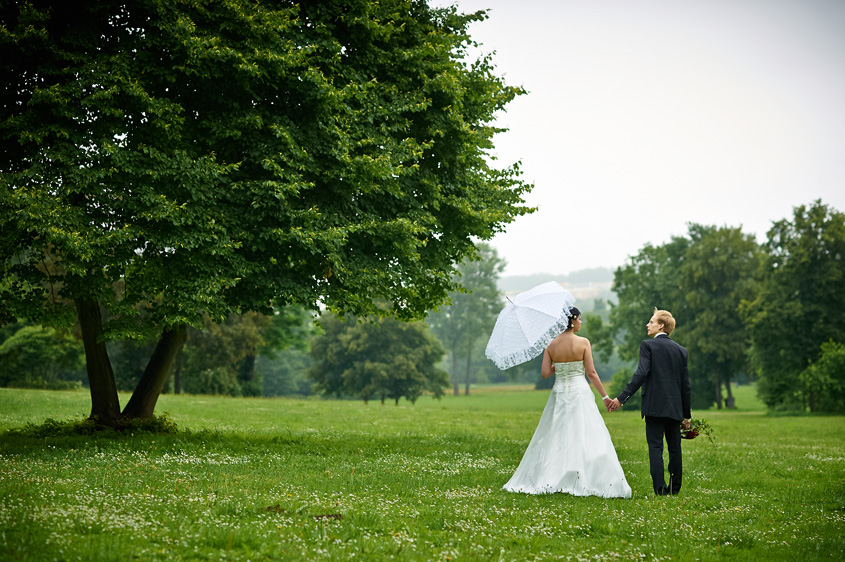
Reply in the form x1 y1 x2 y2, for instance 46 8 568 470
608 308 691 496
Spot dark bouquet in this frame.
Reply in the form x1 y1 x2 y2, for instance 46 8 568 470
681 418 714 443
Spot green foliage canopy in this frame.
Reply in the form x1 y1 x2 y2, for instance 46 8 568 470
427 243 503 393
680 224 761 408
610 224 760 410
1 0 530 329
0 324 84 388
179 312 269 397
309 313 448 404
176 306 315 396
610 235 690 363
258 349 313 397
743 201 845 411
799 340 845 414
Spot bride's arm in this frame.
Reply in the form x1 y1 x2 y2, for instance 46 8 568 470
540 348 555 379
583 340 611 403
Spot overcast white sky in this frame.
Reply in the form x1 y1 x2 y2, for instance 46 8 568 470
431 0 845 276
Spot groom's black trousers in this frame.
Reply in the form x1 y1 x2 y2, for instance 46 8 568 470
644 416 682 495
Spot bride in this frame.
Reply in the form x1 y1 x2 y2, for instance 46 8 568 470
503 307 632 498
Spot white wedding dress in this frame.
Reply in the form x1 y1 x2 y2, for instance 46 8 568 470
503 361 632 498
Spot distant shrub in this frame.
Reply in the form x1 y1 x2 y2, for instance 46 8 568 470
182 366 241 396
799 341 845 413
0 325 85 388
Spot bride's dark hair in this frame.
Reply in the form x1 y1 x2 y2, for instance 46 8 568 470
565 307 581 331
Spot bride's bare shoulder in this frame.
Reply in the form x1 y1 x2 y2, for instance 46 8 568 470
575 335 593 356
549 333 568 345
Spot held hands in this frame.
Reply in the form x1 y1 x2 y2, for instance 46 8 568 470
683 419 691 430
605 398 621 412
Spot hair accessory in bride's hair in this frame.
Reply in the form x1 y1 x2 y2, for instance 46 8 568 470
565 307 581 330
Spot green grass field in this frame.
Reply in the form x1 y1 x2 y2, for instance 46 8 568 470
0 384 843 561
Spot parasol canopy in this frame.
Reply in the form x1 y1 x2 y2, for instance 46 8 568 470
485 281 576 370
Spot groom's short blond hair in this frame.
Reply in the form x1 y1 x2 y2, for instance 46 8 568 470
653 307 676 335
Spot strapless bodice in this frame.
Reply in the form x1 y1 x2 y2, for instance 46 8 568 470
554 360 585 376
552 361 587 393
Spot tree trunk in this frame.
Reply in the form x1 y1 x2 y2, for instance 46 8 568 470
237 353 260 396
451 353 459 396
122 325 187 419
725 379 735 409
75 299 121 425
715 378 723 410
464 355 472 395
238 354 256 383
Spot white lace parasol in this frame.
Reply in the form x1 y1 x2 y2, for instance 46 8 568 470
485 281 577 370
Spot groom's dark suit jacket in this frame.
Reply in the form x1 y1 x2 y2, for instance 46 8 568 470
618 334 691 421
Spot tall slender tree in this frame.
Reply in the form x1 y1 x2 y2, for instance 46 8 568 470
427 243 504 395
681 224 761 409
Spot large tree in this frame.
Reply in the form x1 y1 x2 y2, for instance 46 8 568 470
611 242 691 404
427 243 504 395
176 305 314 396
610 228 741 410
0 1 530 424
680 224 761 409
743 201 845 411
180 311 269 396
309 312 448 405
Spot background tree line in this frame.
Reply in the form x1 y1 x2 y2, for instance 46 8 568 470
607 200 844 413
2 201 843 412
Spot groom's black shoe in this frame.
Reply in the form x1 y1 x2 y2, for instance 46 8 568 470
654 486 670 496
669 473 682 495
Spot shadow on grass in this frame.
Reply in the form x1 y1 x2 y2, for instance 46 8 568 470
0 416 504 463
1 413 178 437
